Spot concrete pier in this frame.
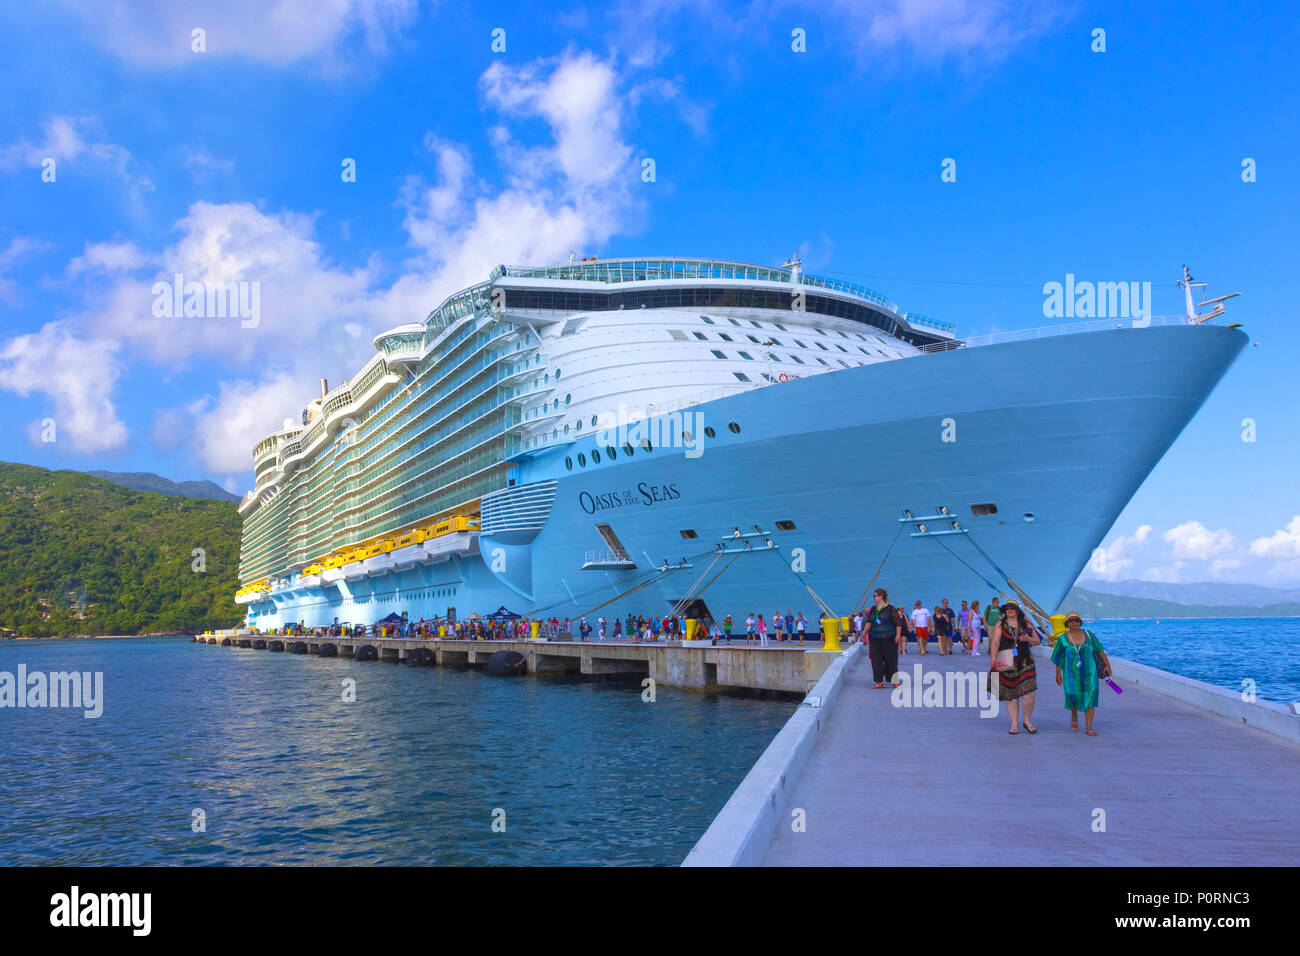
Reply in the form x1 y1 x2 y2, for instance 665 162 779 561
687 645 1300 866
207 636 840 694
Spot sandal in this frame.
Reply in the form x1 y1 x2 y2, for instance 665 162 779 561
1008 728 1019 735
1024 724 1037 734
1086 729 1098 736
872 682 885 689
1070 719 1078 730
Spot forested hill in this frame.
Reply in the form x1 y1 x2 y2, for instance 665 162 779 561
0 462 243 637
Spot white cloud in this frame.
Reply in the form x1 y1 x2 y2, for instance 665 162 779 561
0 116 154 203
0 237 51 304
830 0 1068 63
1087 523 1151 581
184 148 237 180
1164 521 1237 561
67 241 152 276
56 0 418 67
0 322 127 452
1249 516 1300 561
185 374 314 474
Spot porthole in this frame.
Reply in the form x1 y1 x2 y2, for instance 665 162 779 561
591 449 601 464
623 443 634 457
775 520 797 531
727 422 740 434
555 369 561 379
576 420 582 432
565 393 572 405
1023 512 1036 522
577 453 586 467
606 446 617 460
564 424 570 435
565 457 573 471
704 426 716 438
682 430 693 443
590 415 598 427
640 438 653 451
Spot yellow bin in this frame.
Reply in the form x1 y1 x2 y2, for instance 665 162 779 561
821 616 843 652
439 624 447 637
685 618 698 641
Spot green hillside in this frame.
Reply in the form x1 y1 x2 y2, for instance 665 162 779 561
0 462 243 637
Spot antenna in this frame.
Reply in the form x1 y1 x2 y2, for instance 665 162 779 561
781 248 803 281
1179 265 1240 325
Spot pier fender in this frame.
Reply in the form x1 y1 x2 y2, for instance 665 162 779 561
269 640 284 652
353 644 379 662
238 639 252 648
486 650 527 676
290 641 309 654
220 638 231 646
317 642 338 658
252 639 267 650
406 647 434 666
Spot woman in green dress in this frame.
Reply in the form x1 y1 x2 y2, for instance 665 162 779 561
1051 611 1113 736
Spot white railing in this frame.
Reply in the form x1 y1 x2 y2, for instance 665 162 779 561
914 314 1196 354
584 547 632 565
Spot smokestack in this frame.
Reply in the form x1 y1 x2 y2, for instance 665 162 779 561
320 379 328 400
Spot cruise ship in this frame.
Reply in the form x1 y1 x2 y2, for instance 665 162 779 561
235 257 1246 631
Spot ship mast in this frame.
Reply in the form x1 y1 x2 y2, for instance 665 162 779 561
1179 265 1240 325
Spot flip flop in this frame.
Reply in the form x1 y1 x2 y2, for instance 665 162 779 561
1024 724 1037 734
1070 719 1078 730
872 682 885 689
1087 729 1098 736
1008 729 1019 735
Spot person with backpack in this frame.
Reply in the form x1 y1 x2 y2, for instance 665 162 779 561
1051 611 1113 736
865 588 902 688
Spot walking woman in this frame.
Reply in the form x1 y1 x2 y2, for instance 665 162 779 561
991 601 1041 734
1051 611 1112 736
968 600 984 656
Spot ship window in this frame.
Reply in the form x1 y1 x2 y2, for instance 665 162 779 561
791 355 805 364
682 430 693 443
719 333 734 342
971 503 999 516
815 328 826 335
733 372 751 382
565 394 572 404
592 450 601 464
704 426 716 438
768 337 783 346
728 421 741 434
555 369 561 379
1023 512 1035 522
700 315 715 324
775 520 797 531
750 320 763 328
728 318 741 326
816 342 828 350
774 323 788 331
564 424 570 434
565 457 573 470
794 339 806 347
606 446 617 460
747 334 760 343
577 453 586 467
838 360 850 368
693 331 708 340
768 353 781 362
738 351 753 360
836 344 848 352
623 443 634 457
640 438 653 451
668 330 688 340
576 420 582 432
680 529 698 539
711 349 726 359
591 415 598 427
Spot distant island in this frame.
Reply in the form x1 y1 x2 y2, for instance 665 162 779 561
1063 585 1300 620
0 462 243 638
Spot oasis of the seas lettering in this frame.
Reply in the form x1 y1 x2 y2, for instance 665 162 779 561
579 483 681 514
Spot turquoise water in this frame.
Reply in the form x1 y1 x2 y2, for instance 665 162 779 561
0 637 795 866
1086 616 1300 704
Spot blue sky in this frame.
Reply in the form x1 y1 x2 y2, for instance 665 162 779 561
1 0 1297 586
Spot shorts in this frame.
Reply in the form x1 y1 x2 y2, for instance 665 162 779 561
915 627 929 640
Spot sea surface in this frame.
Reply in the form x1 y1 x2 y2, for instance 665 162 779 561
0 637 795 866
1086 616 1300 704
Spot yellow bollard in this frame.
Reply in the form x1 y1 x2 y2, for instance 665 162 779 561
1049 613 1067 646
685 618 698 641
439 624 446 637
821 616 843 652
840 616 851 641
530 620 540 640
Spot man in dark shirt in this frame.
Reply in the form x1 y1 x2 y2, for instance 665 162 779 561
866 587 902 688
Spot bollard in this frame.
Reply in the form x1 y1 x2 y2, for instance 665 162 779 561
821 616 843 652
1050 614 1067 645
439 624 447 637
530 620 540 640
839 616 851 642
685 618 698 641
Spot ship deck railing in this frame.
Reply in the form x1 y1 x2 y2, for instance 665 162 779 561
915 313 1198 354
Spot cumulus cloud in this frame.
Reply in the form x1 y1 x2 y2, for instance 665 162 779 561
0 322 127 452
66 241 152 276
1164 521 1237 561
55 0 418 67
1087 523 1151 581
185 374 314 474
1249 516 1300 561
